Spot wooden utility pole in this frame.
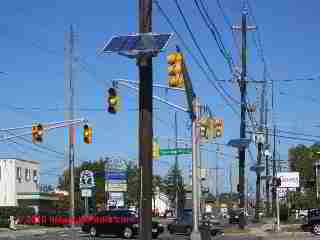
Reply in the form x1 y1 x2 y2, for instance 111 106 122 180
138 1 153 240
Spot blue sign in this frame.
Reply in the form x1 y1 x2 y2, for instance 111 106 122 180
106 171 127 180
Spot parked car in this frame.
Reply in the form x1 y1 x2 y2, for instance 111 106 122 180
201 213 220 226
228 209 241 224
302 208 320 235
81 209 162 239
168 215 193 235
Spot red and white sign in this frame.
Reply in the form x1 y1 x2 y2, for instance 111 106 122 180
277 172 299 188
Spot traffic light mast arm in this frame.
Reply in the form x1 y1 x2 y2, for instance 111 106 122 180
116 81 189 113
176 45 195 120
113 79 186 92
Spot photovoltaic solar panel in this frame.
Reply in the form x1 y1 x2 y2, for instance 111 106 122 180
102 33 172 53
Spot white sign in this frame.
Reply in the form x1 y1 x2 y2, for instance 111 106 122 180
80 170 95 189
81 189 92 197
106 183 127 192
277 172 299 188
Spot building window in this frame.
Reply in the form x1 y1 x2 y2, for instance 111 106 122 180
25 168 31 181
33 170 38 182
16 167 22 181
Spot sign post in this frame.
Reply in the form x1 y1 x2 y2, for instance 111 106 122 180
80 170 95 215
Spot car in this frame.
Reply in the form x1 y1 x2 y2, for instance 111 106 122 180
201 213 220 226
228 209 241 224
81 209 162 239
167 215 193 235
302 208 320 235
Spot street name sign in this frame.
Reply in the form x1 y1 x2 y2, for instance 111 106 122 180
159 148 192 156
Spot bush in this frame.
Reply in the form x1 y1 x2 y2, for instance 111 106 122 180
280 204 289 222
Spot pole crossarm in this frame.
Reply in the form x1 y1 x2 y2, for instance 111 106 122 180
113 79 186 92
115 80 189 113
0 119 87 142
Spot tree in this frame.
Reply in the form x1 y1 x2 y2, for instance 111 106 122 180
288 143 320 209
162 163 186 218
57 157 106 212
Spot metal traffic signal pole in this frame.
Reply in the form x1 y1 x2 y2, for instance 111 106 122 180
138 1 153 240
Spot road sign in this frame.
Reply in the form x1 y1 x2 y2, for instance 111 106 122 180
80 170 95 189
106 171 127 180
159 148 192 156
81 189 92 197
101 33 173 55
106 183 127 192
227 138 251 149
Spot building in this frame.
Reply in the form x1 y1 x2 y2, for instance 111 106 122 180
152 188 170 216
0 158 58 213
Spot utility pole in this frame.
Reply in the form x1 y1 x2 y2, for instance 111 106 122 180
174 111 179 218
138 1 153 239
255 65 267 221
272 126 276 217
65 25 75 239
216 145 219 204
191 97 201 240
265 101 270 216
232 6 256 229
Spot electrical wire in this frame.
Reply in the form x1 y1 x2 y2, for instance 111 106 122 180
154 0 240 117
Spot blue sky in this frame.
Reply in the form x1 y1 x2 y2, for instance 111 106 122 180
1 1 320 195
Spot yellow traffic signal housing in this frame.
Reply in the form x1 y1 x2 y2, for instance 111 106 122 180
32 124 37 143
214 118 224 137
36 124 43 142
107 88 120 114
32 123 43 143
83 124 92 144
167 52 184 88
152 139 160 160
198 117 209 139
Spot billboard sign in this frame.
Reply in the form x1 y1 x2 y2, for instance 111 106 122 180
277 172 299 188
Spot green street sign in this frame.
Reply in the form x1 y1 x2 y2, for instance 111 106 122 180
159 148 192 156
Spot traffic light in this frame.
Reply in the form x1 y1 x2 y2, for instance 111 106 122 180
237 184 240 192
199 117 208 139
276 177 281 187
272 177 282 187
167 52 184 88
32 123 43 143
36 124 43 142
32 124 37 143
152 139 160 160
107 87 120 114
214 118 224 138
83 124 92 144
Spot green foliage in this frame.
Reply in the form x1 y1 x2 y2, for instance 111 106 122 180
280 204 289 222
162 163 186 217
0 206 35 218
288 143 320 209
57 157 106 210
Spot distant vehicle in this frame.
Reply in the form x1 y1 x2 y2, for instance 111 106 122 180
168 215 193 235
228 209 241 224
81 209 162 239
201 213 220 226
303 208 320 235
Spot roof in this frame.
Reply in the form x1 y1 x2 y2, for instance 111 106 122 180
0 158 40 165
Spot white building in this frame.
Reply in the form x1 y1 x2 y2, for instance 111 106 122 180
152 189 170 216
0 158 58 211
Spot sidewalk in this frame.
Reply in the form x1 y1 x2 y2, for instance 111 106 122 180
0 225 81 237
